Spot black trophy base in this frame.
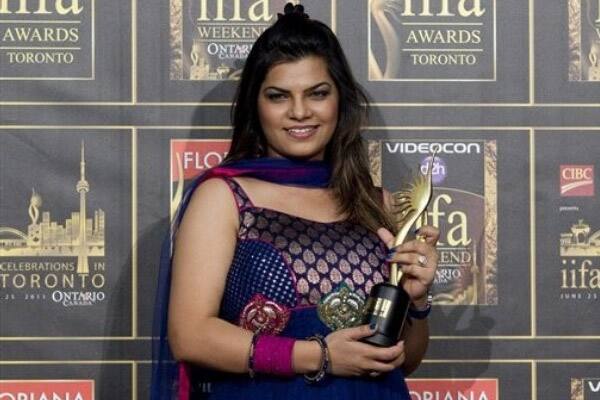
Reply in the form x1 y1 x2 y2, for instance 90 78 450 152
361 283 410 347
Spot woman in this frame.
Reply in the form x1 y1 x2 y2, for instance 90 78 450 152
152 4 439 399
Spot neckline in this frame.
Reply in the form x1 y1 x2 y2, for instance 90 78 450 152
242 204 349 226
231 177 347 225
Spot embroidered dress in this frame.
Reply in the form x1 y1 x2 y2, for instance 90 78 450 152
187 177 411 400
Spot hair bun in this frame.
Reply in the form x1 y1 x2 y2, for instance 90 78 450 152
277 2 309 19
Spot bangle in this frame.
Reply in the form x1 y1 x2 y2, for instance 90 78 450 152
253 335 296 377
247 331 261 378
304 334 329 384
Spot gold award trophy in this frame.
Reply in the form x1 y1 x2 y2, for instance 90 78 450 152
362 153 436 347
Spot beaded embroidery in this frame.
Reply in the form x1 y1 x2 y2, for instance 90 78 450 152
317 284 365 330
239 293 291 334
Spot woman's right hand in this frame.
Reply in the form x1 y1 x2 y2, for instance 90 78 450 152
325 324 405 377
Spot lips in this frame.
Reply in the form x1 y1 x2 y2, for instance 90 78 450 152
285 125 319 139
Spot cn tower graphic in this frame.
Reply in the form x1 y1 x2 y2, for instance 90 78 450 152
76 141 90 274
0 143 105 258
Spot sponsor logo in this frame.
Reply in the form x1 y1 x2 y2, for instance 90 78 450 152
170 139 231 219
407 378 498 400
559 219 600 301
385 142 482 155
0 0 94 79
0 380 94 400
369 0 496 80
568 0 600 81
421 155 448 185
560 206 581 212
171 140 230 180
51 290 105 306
571 377 600 400
0 143 106 305
560 165 594 197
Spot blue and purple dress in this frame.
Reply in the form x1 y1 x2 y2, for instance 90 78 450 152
185 177 411 399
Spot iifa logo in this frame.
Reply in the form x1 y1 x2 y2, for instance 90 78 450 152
0 0 83 15
561 165 594 197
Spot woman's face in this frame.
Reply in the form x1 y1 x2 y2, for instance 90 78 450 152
257 55 339 161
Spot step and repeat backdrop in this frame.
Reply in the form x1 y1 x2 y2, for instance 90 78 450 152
0 0 599 399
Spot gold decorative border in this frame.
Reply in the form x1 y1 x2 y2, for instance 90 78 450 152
568 0 582 81
367 140 382 187
572 377 584 400
484 140 498 305
169 0 183 81
571 377 600 400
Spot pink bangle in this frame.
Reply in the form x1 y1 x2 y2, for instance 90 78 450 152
252 335 296 377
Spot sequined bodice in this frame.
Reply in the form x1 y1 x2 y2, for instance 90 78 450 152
218 178 390 326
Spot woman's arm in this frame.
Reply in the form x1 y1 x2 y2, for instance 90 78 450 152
168 178 251 371
168 178 323 374
399 295 430 375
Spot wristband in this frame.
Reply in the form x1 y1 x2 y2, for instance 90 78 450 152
408 291 433 320
253 335 296 377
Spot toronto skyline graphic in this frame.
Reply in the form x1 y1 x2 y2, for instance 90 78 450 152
0 142 105 274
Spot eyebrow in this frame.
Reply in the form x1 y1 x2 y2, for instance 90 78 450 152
262 82 332 93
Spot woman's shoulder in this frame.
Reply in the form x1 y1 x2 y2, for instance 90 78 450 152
184 177 239 219
173 177 240 252
190 177 233 200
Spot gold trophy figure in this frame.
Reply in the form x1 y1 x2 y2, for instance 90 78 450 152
362 152 436 347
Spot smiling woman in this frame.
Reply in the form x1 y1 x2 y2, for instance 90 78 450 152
152 3 440 400
258 56 339 161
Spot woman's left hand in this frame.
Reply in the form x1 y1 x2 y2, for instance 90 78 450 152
377 226 440 304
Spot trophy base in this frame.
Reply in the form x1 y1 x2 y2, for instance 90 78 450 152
361 283 410 347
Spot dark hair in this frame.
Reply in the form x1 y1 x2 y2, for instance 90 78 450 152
225 3 395 233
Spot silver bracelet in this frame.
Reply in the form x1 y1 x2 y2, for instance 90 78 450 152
303 335 329 384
